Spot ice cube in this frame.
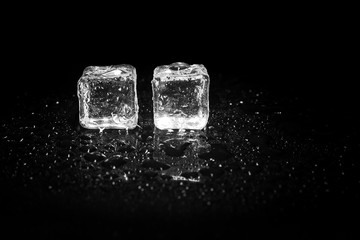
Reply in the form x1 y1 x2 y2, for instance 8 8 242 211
151 62 210 130
77 65 138 129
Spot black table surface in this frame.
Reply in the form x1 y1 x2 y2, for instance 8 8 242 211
1 62 359 239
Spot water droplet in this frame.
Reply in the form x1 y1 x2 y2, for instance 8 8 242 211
98 127 105 134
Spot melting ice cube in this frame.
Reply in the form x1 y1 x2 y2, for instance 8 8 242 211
77 65 138 129
151 62 210 130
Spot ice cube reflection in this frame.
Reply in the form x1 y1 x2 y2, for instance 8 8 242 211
153 129 210 181
77 127 211 182
79 129 138 170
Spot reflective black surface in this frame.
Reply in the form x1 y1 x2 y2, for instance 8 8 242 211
1 70 359 239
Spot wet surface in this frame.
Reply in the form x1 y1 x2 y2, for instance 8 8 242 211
1 74 359 239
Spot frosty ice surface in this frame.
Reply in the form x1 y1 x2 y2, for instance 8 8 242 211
77 65 138 129
151 62 210 130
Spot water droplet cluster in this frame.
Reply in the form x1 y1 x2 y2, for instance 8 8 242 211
1 77 359 237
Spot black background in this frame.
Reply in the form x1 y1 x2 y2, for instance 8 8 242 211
3 5 355 112
2 5 358 239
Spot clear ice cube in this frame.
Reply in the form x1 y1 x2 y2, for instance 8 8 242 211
151 62 210 130
77 65 138 129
